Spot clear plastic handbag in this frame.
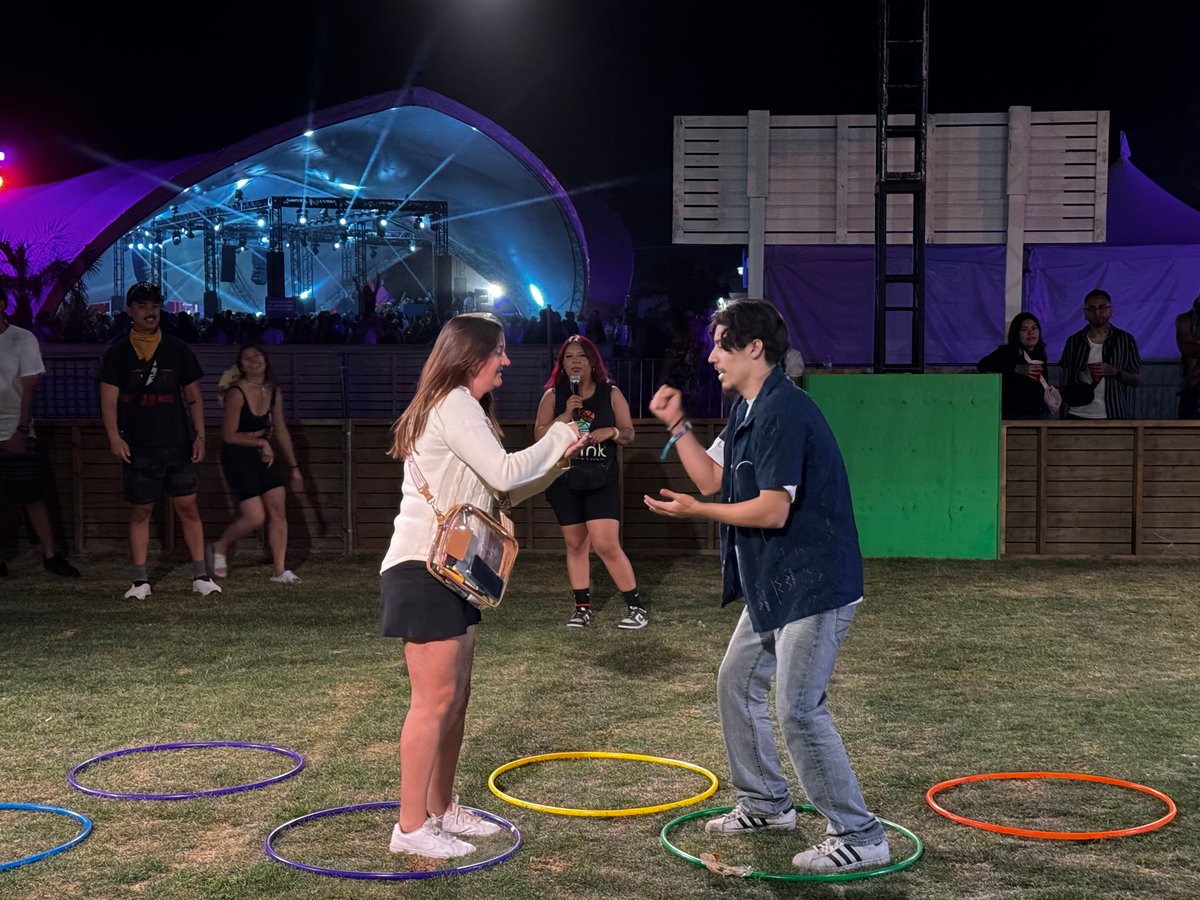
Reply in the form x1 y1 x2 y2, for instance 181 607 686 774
407 459 518 609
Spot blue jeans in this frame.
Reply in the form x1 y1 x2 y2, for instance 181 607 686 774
717 605 884 845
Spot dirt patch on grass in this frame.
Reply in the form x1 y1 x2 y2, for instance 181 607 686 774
177 822 259 865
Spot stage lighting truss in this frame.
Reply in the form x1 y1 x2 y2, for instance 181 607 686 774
114 195 448 299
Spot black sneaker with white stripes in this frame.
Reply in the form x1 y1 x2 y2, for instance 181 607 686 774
792 836 889 872
703 803 796 834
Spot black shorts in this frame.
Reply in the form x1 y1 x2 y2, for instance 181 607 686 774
379 560 482 640
221 446 285 502
0 445 47 506
545 465 621 526
123 445 199 505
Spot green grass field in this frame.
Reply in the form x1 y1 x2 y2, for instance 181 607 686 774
1 551 1197 899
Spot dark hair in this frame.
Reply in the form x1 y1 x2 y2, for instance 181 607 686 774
235 342 274 386
126 281 162 306
708 299 789 366
1084 288 1112 306
1006 312 1047 360
544 334 610 389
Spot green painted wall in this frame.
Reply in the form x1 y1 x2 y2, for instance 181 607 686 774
805 374 1001 559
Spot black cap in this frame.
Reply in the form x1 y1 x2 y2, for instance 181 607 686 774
126 281 162 306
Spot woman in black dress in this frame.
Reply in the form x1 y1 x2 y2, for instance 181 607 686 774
211 344 304 582
978 313 1059 419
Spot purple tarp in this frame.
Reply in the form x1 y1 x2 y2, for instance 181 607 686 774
765 244 1006 365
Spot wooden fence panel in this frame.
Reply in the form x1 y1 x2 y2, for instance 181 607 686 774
1003 421 1200 557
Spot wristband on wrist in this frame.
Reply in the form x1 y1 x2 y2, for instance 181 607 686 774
611 426 621 443
668 415 685 432
659 420 693 460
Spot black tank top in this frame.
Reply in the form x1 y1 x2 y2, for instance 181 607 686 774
233 384 275 436
553 379 616 464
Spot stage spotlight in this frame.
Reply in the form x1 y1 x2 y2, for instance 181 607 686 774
415 215 425 229
312 243 320 255
257 217 266 228
529 284 545 308
338 216 348 227
172 232 182 246
378 217 388 228
298 213 307 225
409 241 417 253
185 227 195 239
237 237 247 251
333 241 341 250
214 216 223 233
260 235 270 246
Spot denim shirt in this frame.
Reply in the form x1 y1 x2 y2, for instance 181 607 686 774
719 366 864 633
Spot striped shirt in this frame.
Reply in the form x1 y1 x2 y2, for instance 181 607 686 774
1057 325 1142 420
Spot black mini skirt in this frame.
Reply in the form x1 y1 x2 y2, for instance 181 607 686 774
379 560 482 640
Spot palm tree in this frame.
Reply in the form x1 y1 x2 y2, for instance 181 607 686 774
0 234 99 329
0 239 72 328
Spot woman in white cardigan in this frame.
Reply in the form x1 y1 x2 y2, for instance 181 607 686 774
381 313 586 859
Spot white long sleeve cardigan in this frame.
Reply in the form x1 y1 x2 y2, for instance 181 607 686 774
380 386 577 572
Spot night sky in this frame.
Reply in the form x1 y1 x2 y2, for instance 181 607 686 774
4 0 1199 259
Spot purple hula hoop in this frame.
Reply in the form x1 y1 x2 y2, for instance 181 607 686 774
264 800 522 880
67 740 305 800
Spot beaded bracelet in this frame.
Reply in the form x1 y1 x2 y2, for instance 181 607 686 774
659 421 693 460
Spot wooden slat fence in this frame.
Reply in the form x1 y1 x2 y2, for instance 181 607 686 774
1003 421 1200 557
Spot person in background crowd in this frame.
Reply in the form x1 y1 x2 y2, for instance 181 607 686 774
380 313 588 859
1058 289 1142 419
209 344 304 583
977 312 1059 418
646 299 890 875
534 335 644 629
98 282 221 599
1175 293 1200 419
0 301 80 577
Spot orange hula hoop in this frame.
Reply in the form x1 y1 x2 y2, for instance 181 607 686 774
926 771 1177 840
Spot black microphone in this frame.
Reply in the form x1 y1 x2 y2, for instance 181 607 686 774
568 374 582 421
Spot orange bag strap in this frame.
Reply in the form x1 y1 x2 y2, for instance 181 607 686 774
405 458 445 524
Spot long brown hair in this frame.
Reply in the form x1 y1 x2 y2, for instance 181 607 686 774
388 313 505 459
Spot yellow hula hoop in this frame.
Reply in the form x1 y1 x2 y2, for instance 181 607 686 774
488 751 719 818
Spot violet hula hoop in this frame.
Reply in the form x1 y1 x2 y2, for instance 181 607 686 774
264 801 521 880
67 741 304 800
0 803 93 872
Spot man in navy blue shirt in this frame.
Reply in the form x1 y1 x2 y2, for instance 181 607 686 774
646 299 887 874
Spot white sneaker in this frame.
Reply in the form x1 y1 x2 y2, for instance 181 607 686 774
270 569 301 584
793 836 889 872
438 796 502 836
389 818 475 859
192 576 223 597
123 581 152 600
704 803 796 834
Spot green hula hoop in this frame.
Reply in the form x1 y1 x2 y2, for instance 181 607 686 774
660 803 923 883
488 751 718 817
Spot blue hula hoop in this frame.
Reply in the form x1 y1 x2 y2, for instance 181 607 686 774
0 803 93 872
67 740 304 800
264 800 521 880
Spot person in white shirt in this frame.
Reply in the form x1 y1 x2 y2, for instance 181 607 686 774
0 303 80 578
379 313 587 860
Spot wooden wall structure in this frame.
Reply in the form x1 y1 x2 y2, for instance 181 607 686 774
9 418 1200 560
1003 421 1200 557
673 106 1109 318
2 420 724 558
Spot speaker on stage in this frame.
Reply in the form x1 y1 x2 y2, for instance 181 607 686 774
220 245 237 283
203 290 220 319
266 251 285 299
